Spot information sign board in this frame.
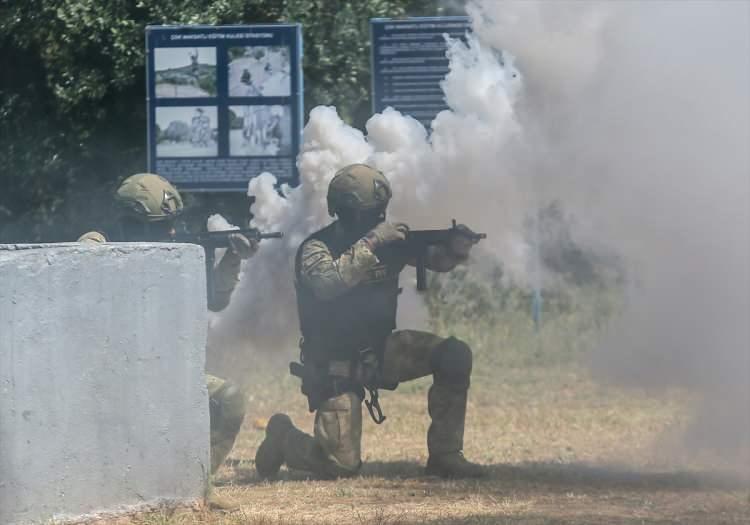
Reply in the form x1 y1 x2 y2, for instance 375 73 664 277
146 24 303 191
370 17 470 127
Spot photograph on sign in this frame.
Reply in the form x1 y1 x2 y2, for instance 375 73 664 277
154 47 217 98
228 46 291 97
229 105 292 156
156 106 218 157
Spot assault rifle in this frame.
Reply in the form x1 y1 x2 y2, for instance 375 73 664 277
171 228 283 305
405 220 486 291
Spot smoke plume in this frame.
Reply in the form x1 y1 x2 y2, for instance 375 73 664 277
208 33 529 373
210 0 749 461
468 0 750 456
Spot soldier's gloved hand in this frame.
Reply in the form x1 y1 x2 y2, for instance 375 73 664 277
228 233 259 259
364 221 409 250
449 224 479 260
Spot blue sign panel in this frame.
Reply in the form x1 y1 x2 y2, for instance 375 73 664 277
146 24 303 192
370 17 470 127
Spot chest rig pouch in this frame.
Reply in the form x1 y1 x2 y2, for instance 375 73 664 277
289 336 398 423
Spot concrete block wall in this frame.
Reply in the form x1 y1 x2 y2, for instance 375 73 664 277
0 243 210 525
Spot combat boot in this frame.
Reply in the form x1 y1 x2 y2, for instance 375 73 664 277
426 381 486 479
426 451 486 478
255 413 294 478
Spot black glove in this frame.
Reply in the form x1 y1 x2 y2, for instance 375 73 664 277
364 222 409 250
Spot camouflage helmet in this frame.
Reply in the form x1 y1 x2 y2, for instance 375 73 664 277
327 164 392 217
115 173 183 222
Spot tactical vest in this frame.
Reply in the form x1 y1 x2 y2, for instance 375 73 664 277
295 222 407 364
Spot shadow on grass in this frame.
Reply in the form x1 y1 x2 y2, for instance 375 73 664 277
219 458 747 493
216 460 424 486
351 511 721 525
485 461 748 492
360 459 748 492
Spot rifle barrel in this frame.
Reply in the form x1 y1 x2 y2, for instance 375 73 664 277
201 228 283 238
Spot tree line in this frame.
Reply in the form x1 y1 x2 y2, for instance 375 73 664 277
0 0 461 242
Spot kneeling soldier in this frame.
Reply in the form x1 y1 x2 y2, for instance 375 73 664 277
256 164 485 479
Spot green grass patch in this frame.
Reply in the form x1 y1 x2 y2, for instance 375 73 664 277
425 263 623 380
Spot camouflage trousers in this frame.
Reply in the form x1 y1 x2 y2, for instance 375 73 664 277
282 330 473 478
207 374 246 474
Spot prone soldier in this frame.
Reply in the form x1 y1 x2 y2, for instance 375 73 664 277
255 164 486 479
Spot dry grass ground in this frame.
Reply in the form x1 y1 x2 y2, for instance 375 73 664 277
113 362 748 525
94 275 748 524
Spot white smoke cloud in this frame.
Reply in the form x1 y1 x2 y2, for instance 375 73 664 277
468 0 750 457
208 33 531 377
210 0 749 462
467 0 617 100
206 107 376 374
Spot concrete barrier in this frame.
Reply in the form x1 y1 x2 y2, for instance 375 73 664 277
0 243 210 524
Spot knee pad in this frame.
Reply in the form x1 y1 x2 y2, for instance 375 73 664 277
210 380 247 433
430 337 472 387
